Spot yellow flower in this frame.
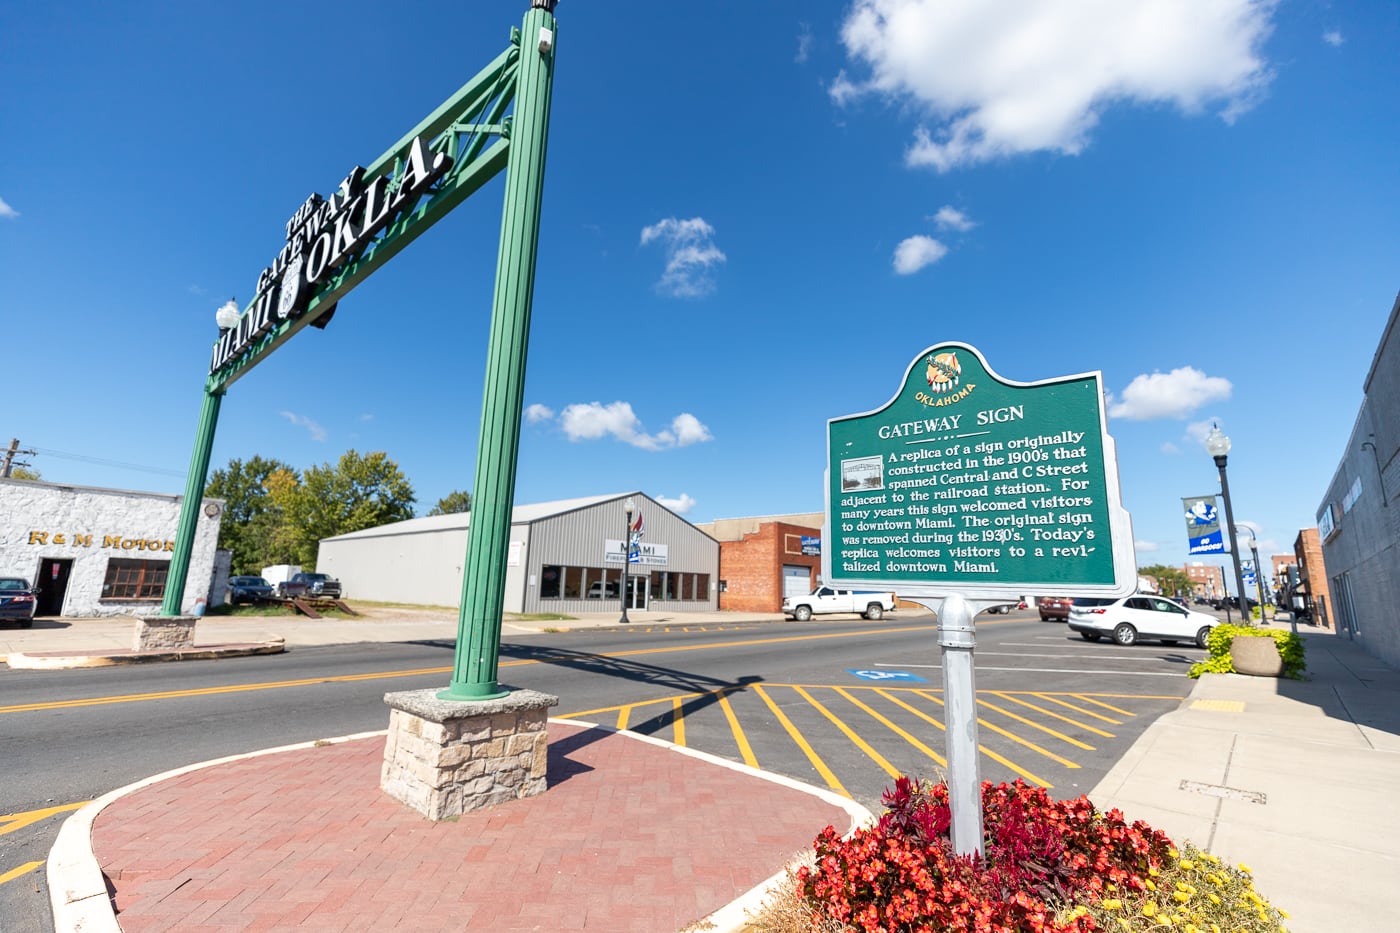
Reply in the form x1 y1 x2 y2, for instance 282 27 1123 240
1237 862 1252 874
1150 866 1161 876
1207 893 1221 905
1102 899 1123 910
1173 891 1190 903
1145 879 1157 891
1279 908 1291 919
1142 902 1157 917
1169 848 1180 859
1179 859 1195 870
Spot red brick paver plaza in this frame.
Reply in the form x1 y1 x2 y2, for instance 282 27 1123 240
92 721 852 932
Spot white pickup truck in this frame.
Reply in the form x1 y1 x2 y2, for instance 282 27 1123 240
782 586 897 621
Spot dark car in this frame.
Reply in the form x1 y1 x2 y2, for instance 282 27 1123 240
277 572 342 599
0 576 38 627
227 575 275 605
1037 596 1073 621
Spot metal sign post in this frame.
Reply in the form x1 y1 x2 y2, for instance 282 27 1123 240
826 342 1135 856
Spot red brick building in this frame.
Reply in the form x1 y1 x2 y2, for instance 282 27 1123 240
696 513 823 613
1294 527 1332 627
1183 562 1226 600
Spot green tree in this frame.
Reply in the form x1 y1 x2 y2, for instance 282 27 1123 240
204 456 298 574
279 450 416 567
427 489 472 516
9 466 41 480
1139 563 1192 599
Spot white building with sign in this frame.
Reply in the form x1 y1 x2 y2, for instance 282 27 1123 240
316 492 719 614
0 478 224 617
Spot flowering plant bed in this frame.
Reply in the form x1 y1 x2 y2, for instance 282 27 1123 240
1188 624 1306 679
752 778 1289 932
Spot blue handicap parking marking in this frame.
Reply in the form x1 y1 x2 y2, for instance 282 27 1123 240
847 669 927 683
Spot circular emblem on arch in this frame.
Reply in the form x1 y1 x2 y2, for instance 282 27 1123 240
277 255 305 320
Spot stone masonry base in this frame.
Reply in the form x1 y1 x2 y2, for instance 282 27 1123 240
381 687 560 821
134 616 197 651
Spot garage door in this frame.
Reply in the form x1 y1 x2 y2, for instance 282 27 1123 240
782 565 811 598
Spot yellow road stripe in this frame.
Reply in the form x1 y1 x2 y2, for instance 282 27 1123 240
753 685 846 796
897 690 1056 787
1070 694 1135 716
616 705 631 730
905 690 1081 771
0 861 43 886
966 695 1097 750
988 692 1115 738
0 802 90 837
834 687 947 768
792 686 901 780
716 690 759 769
671 697 686 747
1032 693 1123 724
2 625 938 717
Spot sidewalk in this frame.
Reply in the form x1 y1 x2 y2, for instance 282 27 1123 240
1090 621 1400 933
1 607 789 669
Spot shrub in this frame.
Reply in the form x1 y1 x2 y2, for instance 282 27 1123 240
760 778 1292 933
1188 624 1306 679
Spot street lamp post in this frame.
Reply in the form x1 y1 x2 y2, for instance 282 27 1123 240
1236 524 1271 625
1205 425 1252 625
619 496 635 624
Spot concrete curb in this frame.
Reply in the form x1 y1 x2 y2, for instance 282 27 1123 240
7 640 286 670
48 720 869 933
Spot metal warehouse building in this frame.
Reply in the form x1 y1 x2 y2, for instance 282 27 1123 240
316 492 719 614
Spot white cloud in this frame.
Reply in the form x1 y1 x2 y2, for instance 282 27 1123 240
639 217 726 298
1160 441 1180 455
796 22 814 63
834 0 1276 172
1135 540 1160 552
557 401 713 451
656 493 698 514
931 206 975 232
1185 418 1222 446
893 235 948 274
1322 30 1343 47
359 413 374 422
524 403 554 424
279 411 327 442
0 196 19 219
187 284 206 295
1107 367 1232 420
670 413 713 447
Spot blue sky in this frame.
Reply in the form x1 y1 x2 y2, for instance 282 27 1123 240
3 1 1396 589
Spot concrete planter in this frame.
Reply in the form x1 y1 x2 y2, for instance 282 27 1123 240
1231 634 1283 677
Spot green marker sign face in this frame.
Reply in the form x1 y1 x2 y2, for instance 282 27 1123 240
826 343 1134 599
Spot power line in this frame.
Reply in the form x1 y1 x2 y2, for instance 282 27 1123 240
30 445 187 478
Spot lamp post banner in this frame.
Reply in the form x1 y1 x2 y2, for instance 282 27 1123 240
825 342 1135 599
1182 495 1224 554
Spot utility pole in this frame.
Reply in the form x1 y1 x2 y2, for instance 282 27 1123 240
1 438 36 478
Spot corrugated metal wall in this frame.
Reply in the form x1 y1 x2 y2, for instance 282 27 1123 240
521 493 719 614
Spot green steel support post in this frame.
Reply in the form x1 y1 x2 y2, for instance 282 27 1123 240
161 387 223 616
440 0 557 701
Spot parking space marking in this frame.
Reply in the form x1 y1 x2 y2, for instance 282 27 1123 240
1032 693 1124 725
972 697 1097 750
0 861 43 886
986 692 1116 737
909 690 1079 772
792 685 902 780
752 684 847 796
885 689 1053 787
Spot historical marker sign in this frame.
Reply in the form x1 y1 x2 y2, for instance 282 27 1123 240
825 342 1135 600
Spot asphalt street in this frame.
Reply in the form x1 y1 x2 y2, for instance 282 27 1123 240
0 607 1205 930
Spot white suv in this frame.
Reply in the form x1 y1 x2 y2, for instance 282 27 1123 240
1068 594 1218 648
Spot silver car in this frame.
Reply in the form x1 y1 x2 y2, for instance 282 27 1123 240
1068 594 1219 648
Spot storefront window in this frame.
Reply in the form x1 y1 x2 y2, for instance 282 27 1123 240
540 565 562 599
102 558 169 600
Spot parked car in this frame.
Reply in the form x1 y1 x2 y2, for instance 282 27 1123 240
1068 594 1220 648
587 581 619 599
276 572 343 600
226 575 274 605
1037 596 1073 621
0 576 38 627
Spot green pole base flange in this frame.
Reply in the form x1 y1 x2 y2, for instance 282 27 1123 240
436 682 511 702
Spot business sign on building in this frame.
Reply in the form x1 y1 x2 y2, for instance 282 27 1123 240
800 535 821 556
604 540 669 566
1182 495 1224 554
825 342 1135 599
